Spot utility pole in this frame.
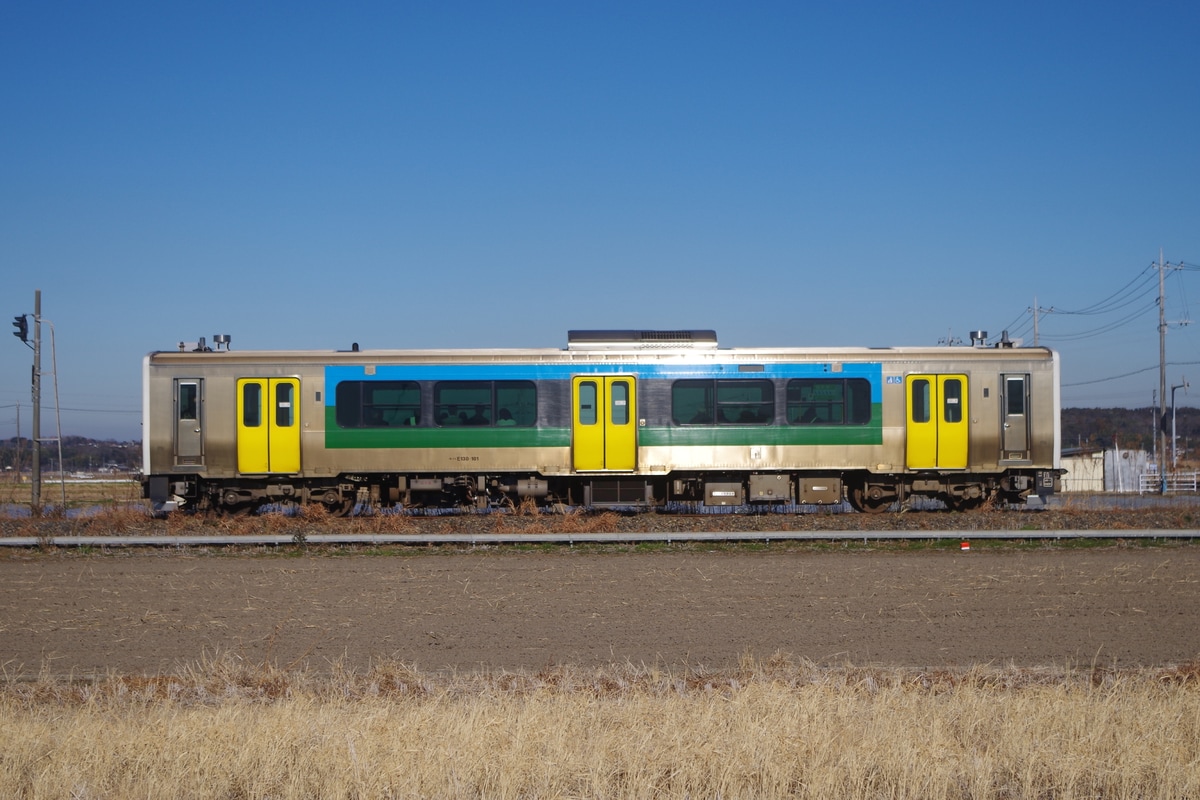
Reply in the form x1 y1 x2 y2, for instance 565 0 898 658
1159 253 1167 492
1028 297 1053 346
1033 296 1039 345
32 290 42 513
1172 377 1189 469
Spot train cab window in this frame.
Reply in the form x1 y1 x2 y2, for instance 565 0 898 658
672 379 773 425
242 383 262 428
787 379 871 425
943 379 963 423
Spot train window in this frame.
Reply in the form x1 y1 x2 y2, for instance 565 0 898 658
716 379 773 424
335 381 420 428
334 382 362 427
434 380 537 427
579 381 598 425
672 381 714 425
243 383 262 428
787 379 871 425
435 381 491 426
672 379 773 424
943 379 963 423
275 383 294 427
846 379 871 423
496 381 536 427
911 379 930 424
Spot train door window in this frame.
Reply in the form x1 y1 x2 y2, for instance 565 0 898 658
1006 377 1026 416
578 381 598 425
943 379 963 423
179 383 198 422
243 382 262 427
275 382 295 428
610 380 629 425
911 379 931 423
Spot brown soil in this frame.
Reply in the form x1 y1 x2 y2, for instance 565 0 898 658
2 543 1198 676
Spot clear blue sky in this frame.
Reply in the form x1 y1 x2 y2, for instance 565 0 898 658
2 1 1198 441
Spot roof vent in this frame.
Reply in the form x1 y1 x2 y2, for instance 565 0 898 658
567 329 719 350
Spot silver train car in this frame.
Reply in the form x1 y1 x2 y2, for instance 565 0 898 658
142 330 1062 514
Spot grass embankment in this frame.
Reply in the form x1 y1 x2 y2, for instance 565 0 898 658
2 656 1197 798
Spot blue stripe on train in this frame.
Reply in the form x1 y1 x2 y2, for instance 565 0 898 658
324 362 883 404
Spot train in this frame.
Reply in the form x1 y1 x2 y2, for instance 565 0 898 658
142 329 1063 515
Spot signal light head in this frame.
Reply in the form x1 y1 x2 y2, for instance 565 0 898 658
12 314 28 342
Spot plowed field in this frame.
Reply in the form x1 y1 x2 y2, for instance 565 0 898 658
3 545 1197 675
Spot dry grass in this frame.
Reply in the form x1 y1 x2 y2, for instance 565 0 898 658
0 477 141 509
1 655 1198 798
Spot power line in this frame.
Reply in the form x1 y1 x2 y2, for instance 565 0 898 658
1050 264 1157 316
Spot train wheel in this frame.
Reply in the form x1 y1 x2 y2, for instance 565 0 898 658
317 489 355 517
848 484 894 514
328 497 356 517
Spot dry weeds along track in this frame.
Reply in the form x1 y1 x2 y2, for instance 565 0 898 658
2 504 1200 543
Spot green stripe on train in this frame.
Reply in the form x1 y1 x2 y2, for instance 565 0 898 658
324 406 883 449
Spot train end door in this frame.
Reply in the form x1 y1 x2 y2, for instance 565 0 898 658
174 378 204 466
237 378 301 474
1000 374 1031 462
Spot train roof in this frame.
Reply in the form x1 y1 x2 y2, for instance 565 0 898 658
148 330 1056 365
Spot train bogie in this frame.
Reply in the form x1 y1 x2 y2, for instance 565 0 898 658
142 331 1062 514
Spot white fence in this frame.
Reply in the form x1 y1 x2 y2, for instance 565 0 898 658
1062 449 1200 494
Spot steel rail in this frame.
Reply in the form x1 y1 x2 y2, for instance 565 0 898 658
0 529 1196 547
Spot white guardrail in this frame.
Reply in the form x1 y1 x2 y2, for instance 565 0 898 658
1139 472 1200 493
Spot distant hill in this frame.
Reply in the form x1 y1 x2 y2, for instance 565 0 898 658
1 436 140 474
1061 407 1196 456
